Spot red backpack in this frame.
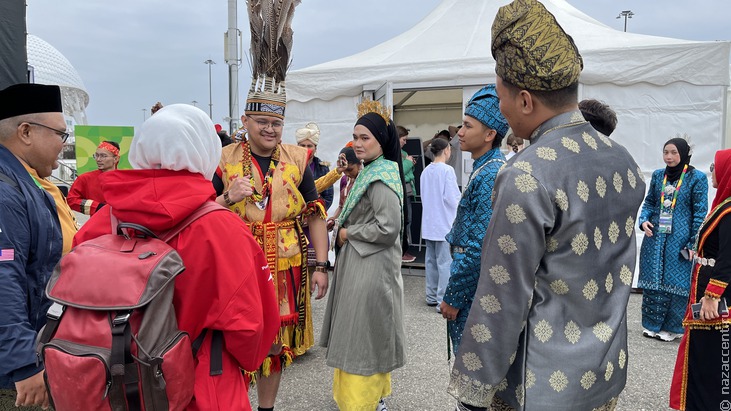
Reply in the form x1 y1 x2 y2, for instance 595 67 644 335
37 202 225 411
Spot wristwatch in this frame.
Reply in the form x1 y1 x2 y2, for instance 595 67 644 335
223 191 235 206
315 260 329 272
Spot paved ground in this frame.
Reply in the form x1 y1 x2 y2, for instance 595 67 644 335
248 268 678 410
75 212 672 410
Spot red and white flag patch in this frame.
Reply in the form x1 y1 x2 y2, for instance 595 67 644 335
0 248 15 261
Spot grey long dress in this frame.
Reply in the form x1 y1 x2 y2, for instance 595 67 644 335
320 181 406 376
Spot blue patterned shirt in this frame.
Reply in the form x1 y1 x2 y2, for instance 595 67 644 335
443 147 505 310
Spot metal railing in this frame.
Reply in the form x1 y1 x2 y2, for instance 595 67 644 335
54 160 77 185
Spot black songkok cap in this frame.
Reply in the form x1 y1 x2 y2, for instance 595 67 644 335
0 83 63 121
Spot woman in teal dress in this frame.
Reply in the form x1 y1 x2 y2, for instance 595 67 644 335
638 138 708 341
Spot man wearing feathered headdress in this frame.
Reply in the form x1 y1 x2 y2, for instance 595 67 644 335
212 2 329 410
448 1 645 410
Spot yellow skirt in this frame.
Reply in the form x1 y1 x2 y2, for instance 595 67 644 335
333 369 391 411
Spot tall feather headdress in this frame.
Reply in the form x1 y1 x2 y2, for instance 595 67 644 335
245 0 301 120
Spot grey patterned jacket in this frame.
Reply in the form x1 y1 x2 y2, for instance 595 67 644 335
448 111 646 410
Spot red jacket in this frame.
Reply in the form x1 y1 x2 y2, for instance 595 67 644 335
73 169 279 411
67 169 106 215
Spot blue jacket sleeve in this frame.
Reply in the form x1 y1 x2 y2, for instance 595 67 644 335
0 199 44 382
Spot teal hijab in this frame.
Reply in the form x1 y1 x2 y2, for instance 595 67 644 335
338 156 404 225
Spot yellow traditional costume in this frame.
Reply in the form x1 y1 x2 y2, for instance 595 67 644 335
216 0 327 379
219 142 325 376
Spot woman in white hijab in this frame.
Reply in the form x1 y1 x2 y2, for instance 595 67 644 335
130 104 221 179
73 104 280 411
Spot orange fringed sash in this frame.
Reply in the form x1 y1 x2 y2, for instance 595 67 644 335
302 198 327 220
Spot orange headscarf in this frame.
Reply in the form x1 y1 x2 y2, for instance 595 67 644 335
98 141 120 157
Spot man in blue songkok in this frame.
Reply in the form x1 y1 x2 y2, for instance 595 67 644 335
440 85 508 355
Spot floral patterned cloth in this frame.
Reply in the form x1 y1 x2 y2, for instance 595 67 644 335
448 111 645 410
444 147 505 353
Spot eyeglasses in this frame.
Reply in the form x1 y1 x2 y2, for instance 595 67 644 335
249 117 283 131
93 153 113 160
711 162 715 172
26 122 70 143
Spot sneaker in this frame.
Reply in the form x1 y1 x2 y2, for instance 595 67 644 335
656 331 682 342
376 398 388 411
402 252 416 263
426 300 438 307
436 305 442 314
642 329 657 338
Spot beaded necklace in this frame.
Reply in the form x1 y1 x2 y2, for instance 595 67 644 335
660 164 688 212
241 141 280 205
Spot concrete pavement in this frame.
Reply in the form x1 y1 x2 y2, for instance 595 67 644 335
249 268 678 410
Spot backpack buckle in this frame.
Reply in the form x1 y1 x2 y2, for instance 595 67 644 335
47 302 65 320
112 311 132 326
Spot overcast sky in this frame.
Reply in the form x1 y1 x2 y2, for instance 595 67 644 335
25 0 731 129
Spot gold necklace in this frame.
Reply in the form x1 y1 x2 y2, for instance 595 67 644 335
241 142 280 205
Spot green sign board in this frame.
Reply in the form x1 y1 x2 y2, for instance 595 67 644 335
74 125 135 174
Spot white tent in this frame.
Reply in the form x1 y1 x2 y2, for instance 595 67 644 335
285 0 730 186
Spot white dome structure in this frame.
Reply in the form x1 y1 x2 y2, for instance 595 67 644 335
27 34 89 125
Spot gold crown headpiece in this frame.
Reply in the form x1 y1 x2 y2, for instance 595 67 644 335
357 99 391 125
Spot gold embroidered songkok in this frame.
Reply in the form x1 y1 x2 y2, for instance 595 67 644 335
491 0 583 91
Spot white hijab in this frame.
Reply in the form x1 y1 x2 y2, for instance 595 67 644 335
129 104 221 179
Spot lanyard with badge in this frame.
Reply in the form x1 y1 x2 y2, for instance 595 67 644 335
657 164 688 234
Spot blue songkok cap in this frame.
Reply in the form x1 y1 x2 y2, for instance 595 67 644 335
464 85 509 139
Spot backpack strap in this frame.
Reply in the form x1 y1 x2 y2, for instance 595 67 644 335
191 329 224 376
109 309 141 411
209 331 224 376
110 202 226 240
159 202 228 242
38 303 66 347
168 202 227 377
191 329 208 357
0 171 20 193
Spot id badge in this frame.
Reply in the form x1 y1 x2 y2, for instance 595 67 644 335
256 197 269 210
658 211 673 234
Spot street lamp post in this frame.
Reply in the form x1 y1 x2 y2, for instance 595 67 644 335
141 108 146 121
191 100 198 107
204 59 215 118
616 10 634 32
